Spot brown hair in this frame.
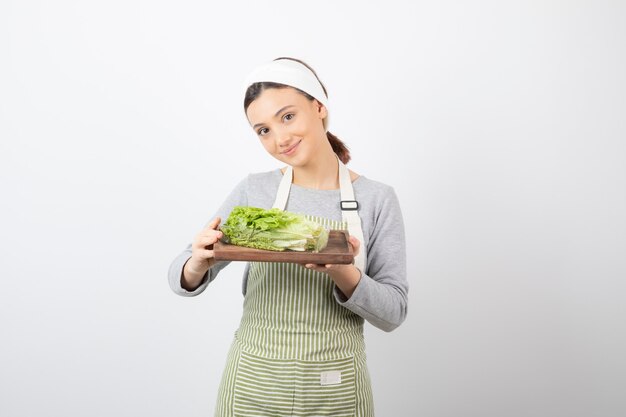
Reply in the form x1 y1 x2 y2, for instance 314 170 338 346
244 57 351 164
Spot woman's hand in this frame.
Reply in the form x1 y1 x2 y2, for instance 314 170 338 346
182 217 223 291
305 235 362 299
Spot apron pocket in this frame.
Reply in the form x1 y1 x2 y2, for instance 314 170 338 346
233 351 356 417
293 356 356 417
233 351 297 417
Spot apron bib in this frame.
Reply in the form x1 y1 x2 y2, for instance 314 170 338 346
215 162 373 417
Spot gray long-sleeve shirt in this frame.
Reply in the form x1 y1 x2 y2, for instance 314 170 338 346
168 169 408 332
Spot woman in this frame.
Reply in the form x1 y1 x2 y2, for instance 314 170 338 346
168 57 408 417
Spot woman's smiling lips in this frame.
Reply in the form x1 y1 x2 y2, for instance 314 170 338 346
281 140 302 156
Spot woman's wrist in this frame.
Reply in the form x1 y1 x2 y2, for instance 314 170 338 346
328 264 362 299
182 258 210 291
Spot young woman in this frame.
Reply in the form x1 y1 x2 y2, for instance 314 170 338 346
168 57 408 417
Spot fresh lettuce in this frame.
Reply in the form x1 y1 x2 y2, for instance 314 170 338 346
220 206 329 252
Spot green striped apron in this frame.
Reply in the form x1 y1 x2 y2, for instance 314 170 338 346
214 215 374 417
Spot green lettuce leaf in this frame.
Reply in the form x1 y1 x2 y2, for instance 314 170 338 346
220 206 329 252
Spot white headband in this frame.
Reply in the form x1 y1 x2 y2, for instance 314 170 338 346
243 59 330 130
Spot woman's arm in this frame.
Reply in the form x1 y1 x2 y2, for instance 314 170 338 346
331 187 409 332
167 177 249 296
305 235 363 298
180 217 223 291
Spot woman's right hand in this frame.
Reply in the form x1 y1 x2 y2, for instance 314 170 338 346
182 217 223 290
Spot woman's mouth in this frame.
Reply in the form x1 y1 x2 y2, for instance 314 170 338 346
281 140 301 156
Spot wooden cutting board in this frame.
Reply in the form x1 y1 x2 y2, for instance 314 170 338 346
213 230 354 264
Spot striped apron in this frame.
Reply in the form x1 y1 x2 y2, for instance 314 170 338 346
214 215 374 417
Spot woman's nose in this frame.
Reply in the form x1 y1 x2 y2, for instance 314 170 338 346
275 127 292 147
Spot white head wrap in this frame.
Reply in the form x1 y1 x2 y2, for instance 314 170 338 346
243 59 330 130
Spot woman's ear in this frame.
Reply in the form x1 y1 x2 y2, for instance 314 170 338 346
315 100 328 120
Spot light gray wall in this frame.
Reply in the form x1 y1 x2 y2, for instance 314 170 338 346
1 1 624 416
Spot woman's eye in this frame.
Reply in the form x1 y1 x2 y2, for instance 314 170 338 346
283 113 295 122
257 127 269 136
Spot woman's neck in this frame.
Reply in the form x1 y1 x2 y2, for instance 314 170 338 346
292 150 340 190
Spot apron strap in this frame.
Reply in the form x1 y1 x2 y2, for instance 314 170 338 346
337 158 367 273
271 159 367 273
272 166 293 209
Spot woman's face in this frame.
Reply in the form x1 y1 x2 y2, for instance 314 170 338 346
246 87 328 167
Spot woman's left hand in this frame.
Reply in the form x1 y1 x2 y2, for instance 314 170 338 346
304 235 362 299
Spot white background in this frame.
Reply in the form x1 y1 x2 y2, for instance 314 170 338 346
1 1 625 416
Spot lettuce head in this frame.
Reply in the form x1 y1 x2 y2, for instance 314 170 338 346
220 206 329 252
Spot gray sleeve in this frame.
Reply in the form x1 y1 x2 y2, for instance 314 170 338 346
333 188 409 332
167 176 249 296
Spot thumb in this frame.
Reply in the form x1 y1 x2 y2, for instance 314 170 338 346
207 216 222 230
348 235 360 256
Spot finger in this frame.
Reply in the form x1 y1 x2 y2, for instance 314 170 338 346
196 235 221 248
192 248 214 261
195 229 222 242
198 230 223 242
305 263 332 271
